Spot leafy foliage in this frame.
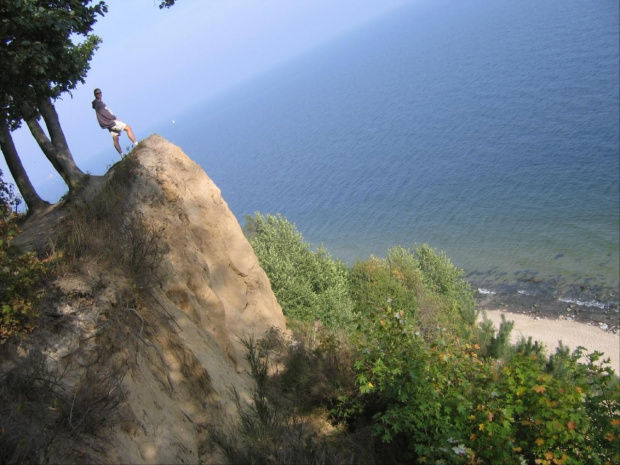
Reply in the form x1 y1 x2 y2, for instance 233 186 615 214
349 255 419 323
0 171 49 341
245 213 353 328
411 244 478 326
243 213 619 464
350 245 477 338
352 293 489 462
159 0 177 8
354 305 619 463
0 0 107 126
469 346 620 465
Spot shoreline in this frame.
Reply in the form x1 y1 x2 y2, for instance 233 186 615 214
481 309 620 374
472 278 619 332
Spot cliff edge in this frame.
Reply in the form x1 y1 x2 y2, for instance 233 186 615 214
1 135 286 463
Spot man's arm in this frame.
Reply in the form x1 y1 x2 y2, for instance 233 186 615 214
94 101 117 128
94 100 115 118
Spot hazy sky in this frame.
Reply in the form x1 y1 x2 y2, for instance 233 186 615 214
4 0 412 202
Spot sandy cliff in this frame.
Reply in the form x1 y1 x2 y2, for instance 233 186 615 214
2 135 286 463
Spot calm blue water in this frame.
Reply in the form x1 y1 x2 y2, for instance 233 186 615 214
161 0 619 307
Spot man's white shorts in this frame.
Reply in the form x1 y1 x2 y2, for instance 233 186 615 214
109 120 127 138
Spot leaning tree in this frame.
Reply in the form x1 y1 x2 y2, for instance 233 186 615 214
0 0 107 211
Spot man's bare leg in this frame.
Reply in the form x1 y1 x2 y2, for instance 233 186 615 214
124 125 137 144
113 135 122 154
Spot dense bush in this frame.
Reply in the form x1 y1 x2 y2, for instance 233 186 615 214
242 213 619 465
349 255 419 323
0 171 50 341
354 301 619 464
410 244 478 327
244 213 353 328
347 247 619 463
350 245 477 339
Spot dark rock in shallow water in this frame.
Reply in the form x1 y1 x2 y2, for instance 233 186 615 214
468 267 619 330
475 291 619 328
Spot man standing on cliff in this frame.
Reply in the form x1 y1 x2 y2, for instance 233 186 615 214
92 88 138 155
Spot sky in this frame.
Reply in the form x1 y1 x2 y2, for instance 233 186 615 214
4 0 412 203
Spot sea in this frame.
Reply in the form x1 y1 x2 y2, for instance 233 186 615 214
158 0 620 312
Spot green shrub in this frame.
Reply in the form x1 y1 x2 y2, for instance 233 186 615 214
352 300 620 464
0 172 50 341
241 213 619 464
353 298 492 462
349 256 418 323
409 244 478 327
244 213 353 328
477 313 517 359
467 346 619 465
349 245 476 338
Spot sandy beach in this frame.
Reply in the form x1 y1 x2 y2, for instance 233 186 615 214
482 310 620 374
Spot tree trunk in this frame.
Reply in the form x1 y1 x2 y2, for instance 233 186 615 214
20 103 66 181
0 119 50 213
37 96 85 191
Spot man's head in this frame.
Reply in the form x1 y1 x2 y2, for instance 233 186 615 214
94 88 102 99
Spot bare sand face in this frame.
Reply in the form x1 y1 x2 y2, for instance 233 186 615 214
482 310 620 374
